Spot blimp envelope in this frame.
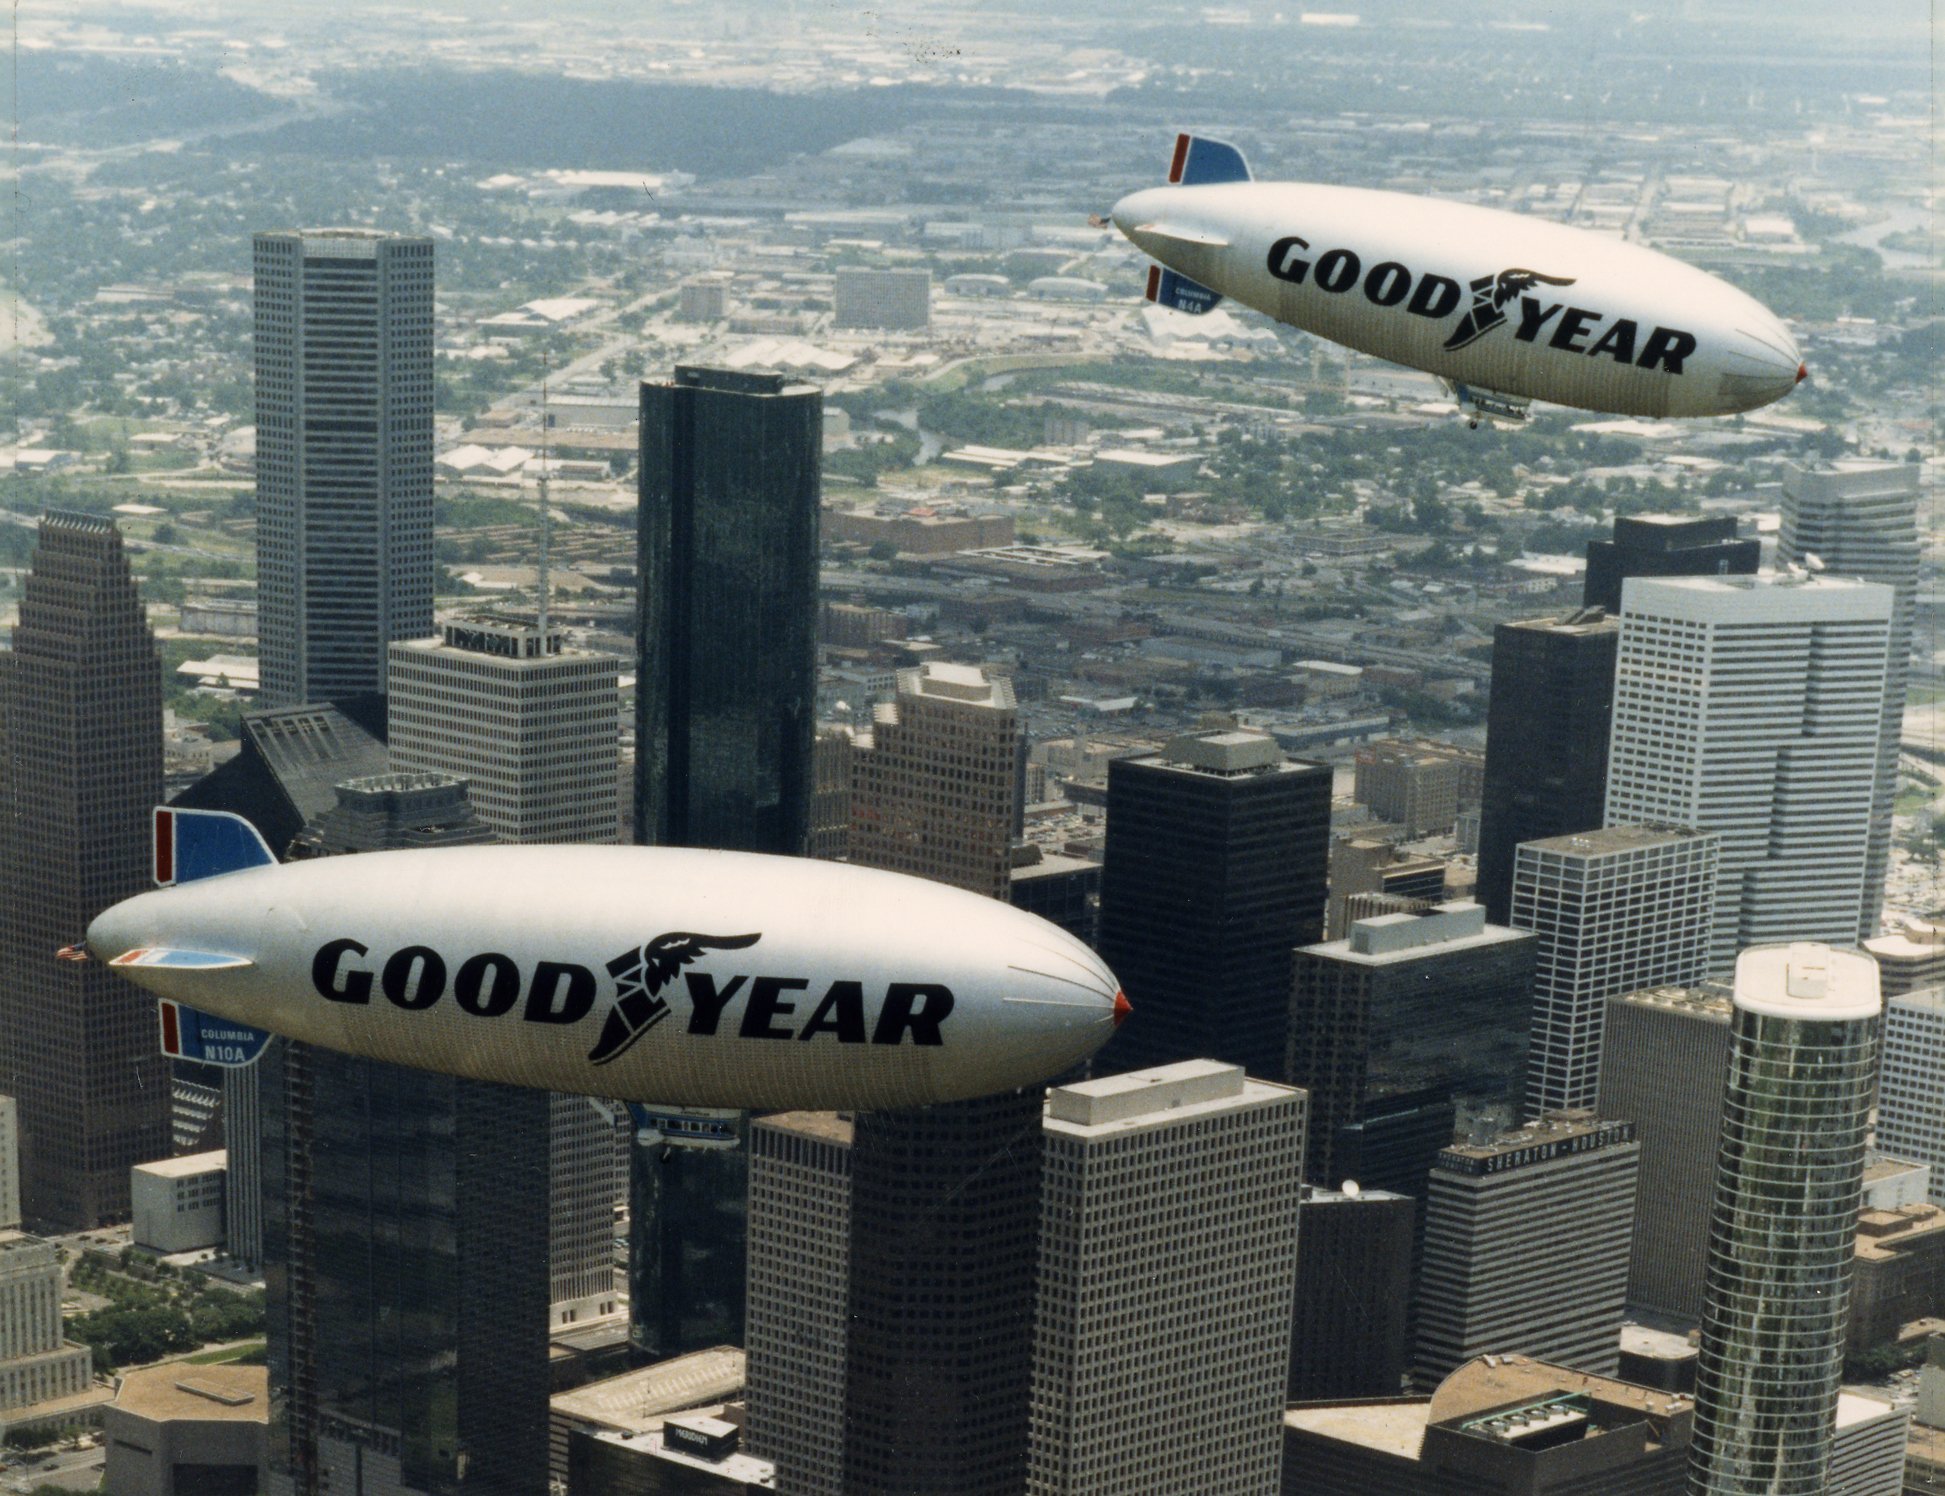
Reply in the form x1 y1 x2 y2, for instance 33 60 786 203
88 809 1128 1113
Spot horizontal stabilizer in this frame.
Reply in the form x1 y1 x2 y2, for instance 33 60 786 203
1167 133 1252 187
1145 265 1224 315
115 948 254 971
155 807 276 887
158 1000 272 1068
1132 221 1231 250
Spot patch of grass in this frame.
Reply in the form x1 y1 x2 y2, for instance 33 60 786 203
186 1340 265 1365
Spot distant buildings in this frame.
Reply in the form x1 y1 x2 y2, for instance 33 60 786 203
1596 985 1735 1323
832 267 931 330
1604 575 1892 973
1475 608 1618 924
1353 738 1484 838
1289 902 1534 1197
1100 730 1331 1080
1688 944 1879 1496
1865 918 1945 996
1514 825 1718 1118
1779 460 1921 935
1029 1062 1305 1495
1582 513 1758 614
0 512 170 1231
253 230 435 708
1414 1112 1639 1386
1288 1184 1415 1402
1877 988 1945 1209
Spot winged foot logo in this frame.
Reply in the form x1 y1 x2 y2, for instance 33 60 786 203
309 932 958 1057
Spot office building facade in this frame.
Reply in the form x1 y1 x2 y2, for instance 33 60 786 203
1515 826 1719 1118
1289 902 1535 1194
1605 575 1893 973
1030 1062 1305 1495
1779 460 1921 936
1597 986 1735 1323
1353 738 1483 838
0 512 169 1231
1688 944 1880 1496
0 1096 16 1232
1288 1185 1415 1402
1101 731 1332 1079
1877 988 1945 1209
0 1234 93 1417
1416 1112 1640 1387
253 230 435 708
1583 514 1759 614
1476 608 1619 924
833 267 932 330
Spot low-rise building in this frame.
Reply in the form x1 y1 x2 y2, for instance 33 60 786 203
131 1150 226 1255
102 1363 267 1496
1850 1206 1945 1354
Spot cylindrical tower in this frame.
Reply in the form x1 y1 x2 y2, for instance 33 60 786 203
1689 942 1880 1495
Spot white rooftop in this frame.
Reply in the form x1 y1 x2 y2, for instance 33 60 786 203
1734 943 1880 1023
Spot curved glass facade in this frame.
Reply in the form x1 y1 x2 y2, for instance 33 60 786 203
1689 1006 1876 1494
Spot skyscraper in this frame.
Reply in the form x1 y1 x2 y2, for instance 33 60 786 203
1100 730 1331 1079
1779 460 1921 936
1605 575 1893 973
0 513 169 1231
1515 825 1719 1118
1597 985 1735 1323
0 1097 16 1231
745 1112 853 1496
1288 901 1535 1195
1583 514 1759 614
1287 1184 1416 1402
263 773 549 1496
253 230 435 708
635 364 819 854
1876 988 1945 1209
1029 1062 1305 1495
631 365 820 1365
1475 608 1619 924
1415 1112 1640 1387
1688 944 1879 1496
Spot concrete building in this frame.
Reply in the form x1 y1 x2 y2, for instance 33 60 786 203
1779 460 1921 935
1477 607 1620 924
1828 1392 1911 1496
1849 1205 1945 1354
1353 738 1485 838
548 1347 745 1493
1415 1113 1639 1386
1289 1185 1416 1402
850 663 1021 900
822 507 1014 556
1282 1355 1694 1495
1597 985 1735 1323
131 1150 226 1255
1604 575 1893 973
0 1233 93 1419
1514 826 1719 1118
1689 944 1881 1496
571 1416 777 1493
0 1097 16 1232
102 1363 268 1496
676 278 729 322
1100 730 1332 1081
1289 902 1535 1197
745 1113 851 1496
833 267 931 330
1881 989 1945 1209
1008 847 1101 949
0 512 170 1231
388 616 620 845
1327 837 1447 939
253 229 435 708
1029 1062 1305 1496
1582 513 1758 615
1866 919 1945 997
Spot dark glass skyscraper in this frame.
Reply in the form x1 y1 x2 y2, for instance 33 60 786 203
635 364 820 853
1098 730 1331 1080
0 513 169 1231
253 231 435 708
1583 513 1758 615
631 365 820 1363
1475 608 1618 925
262 774 549 1496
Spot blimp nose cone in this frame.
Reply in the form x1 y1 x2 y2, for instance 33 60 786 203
87 895 147 965
1110 188 1167 244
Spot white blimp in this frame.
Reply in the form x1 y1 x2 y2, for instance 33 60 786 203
1111 134 1805 425
81 808 1127 1112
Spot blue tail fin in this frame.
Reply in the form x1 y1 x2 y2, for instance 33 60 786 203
1145 264 1224 315
154 807 276 887
159 1001 273 1068
1167 133 1251 186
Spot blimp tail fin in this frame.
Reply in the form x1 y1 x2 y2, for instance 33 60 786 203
158 999 273 1068
1167 133 1251 186
152 806 276 887
1145 265 1224 315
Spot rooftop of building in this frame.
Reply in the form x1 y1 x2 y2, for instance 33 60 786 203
1439 1110 1635 1168
111 1364 267 1424
133 1149 226 1180
899 660 1016 709
1835 1389 1904 1432
1503 605 1617 637
585 1410 777 1486
1857 1204 1945 1259
1611 983 1733 1020
1734 943 1880 1023
550 1347 746 1435
1008 847 1101 883
1617 1323 1696 1361
755 1111 854 1147
1867 918 1945 959
1306 901 1529 965
1045 1060 1295 1136
1519 823 1713 858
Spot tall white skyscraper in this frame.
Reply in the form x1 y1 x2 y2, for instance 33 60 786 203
1877 988 1945 1209
1779 460 1921 935
254 229 435 707
1689 944 1879 1496
1029 1061 1304 1496
1515 824 1718 1117
1605 574 1893 974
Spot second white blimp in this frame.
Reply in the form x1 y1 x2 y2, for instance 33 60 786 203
1113 134 1805 422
